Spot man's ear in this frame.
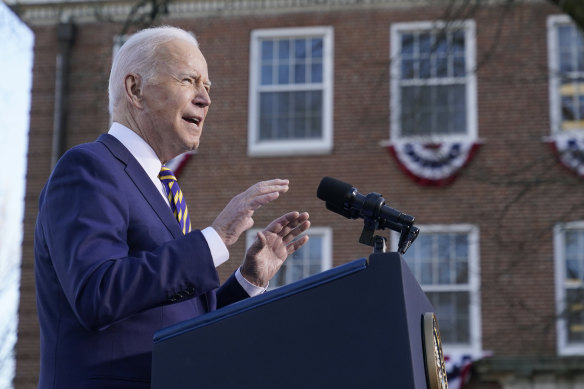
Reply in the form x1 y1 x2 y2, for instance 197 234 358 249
124 73 144 109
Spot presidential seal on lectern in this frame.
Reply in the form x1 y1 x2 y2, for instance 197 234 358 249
423 312 448 389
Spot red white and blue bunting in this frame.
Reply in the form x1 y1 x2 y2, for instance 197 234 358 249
385 140 481 186
546 132 584 177
445 352 490 389
445 353 473 389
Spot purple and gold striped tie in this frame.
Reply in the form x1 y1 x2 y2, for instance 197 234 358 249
159 166 192 235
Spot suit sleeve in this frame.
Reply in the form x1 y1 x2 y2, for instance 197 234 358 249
216 273 250 309
37 146 220 331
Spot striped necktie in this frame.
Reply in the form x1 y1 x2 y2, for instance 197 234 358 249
158 166 192 234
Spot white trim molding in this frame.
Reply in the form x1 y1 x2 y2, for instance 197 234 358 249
248 26 334 157
389 19 478 144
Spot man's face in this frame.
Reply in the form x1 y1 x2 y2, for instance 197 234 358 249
138 39 211 162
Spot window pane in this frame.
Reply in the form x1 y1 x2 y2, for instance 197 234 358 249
278 39 290 60
427 291 470 344
261 40 273 61
400 86 417 136
294 38 306 59
453 56 466 77
419 58 431 79
436 34 447 55
294 63 306 84
288 260 302 282
567 288 584 343
556 24 584 132
402 58 415 79
311 38 323 58
419 33 431 54
565 230 584 281
309 236 322 258
401 84 467 136
270 235 325 288
452 30 465 54
307 91 323 138
278 63 289 84
559 26 573 48
401 33 414 55
560 226 584 348
437 234 451 284
258 91 322 141
436 57 448 78
259 93 274 139
261 64 273 85
311 63 323 83
560 50 573 73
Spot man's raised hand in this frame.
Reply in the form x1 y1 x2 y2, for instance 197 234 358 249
211 179 290 247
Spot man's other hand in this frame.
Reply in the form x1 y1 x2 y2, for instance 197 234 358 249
241 211 310 288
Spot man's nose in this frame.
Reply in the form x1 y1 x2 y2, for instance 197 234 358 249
194 88 211 108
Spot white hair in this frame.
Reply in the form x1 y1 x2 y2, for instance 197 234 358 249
108 25 199 115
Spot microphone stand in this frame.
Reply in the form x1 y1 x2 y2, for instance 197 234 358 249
359 216 419 255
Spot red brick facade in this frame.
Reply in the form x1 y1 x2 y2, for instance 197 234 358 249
12 0 584 387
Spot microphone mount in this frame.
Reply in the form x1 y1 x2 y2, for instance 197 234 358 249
356 192 419 254
317 177 419 254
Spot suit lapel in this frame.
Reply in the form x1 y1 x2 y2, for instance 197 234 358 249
97 134 184 239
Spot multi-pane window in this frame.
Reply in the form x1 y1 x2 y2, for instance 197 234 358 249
554 222 584 355
395 225 481 354
245 227 332 289
390 20 477 141
248 27 333 156
548 16 584 133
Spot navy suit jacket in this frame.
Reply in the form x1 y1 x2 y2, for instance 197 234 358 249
34 134 248 388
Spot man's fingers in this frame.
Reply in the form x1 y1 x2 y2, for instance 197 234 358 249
255 230 267 249
248 191 281 210
249 179 289 197
287 235 310 255
272 212 309 239
283 219 311 244
245 179 289 210
263 211 300 234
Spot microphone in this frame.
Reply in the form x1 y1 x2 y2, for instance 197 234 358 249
316 176 419 253
316 176 414 228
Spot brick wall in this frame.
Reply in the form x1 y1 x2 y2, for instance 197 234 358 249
16 1 582 387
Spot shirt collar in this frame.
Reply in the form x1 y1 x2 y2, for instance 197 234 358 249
108 122 162 182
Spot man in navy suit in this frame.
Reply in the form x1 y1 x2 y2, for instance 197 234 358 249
34 26 310 388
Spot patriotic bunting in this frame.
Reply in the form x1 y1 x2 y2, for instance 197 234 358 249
547 132 584 177
385 140 481 186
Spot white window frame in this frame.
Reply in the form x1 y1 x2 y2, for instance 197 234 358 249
245 227 332 288
389 20 478 143
392 224 482 356
248 26 334 157
547 15 584 135
554 221 584 355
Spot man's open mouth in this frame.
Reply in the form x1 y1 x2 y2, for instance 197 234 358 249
183 116 201 125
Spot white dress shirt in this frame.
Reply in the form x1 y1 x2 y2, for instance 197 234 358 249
108 122 265 296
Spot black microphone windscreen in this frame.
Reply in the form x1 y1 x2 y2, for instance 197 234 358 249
316 177 354 208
